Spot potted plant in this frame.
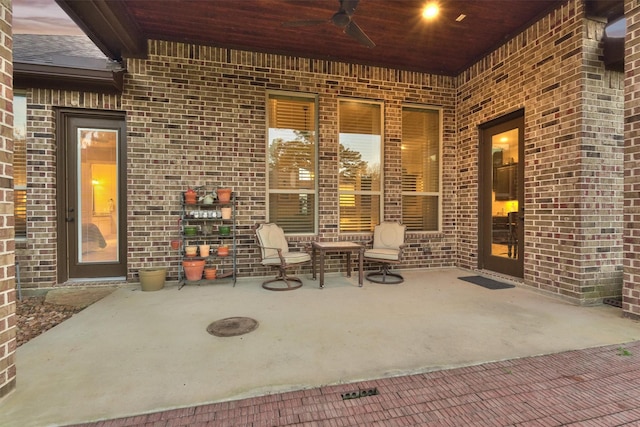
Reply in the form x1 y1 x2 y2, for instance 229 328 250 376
139 267 167 291
182 259 205 281
216 187 232 203
217 245 229 257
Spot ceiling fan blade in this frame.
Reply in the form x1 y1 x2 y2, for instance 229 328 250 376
283 0 374 48
282 19 328 27
344 20 375 48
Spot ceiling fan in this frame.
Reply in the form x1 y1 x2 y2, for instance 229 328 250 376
283 0 375 48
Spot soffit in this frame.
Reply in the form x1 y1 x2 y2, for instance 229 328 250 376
58 0 575 76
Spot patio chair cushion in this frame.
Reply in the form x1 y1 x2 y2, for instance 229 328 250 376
256 223 290 259
262 251 311 266
363 248 400 261
372 222 405 250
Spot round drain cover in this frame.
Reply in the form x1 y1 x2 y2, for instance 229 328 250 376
207 317 259 337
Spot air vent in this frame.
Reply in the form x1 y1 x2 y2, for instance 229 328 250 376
341 387 379 400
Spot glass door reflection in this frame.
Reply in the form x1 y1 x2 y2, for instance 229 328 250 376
78 128 119 263
491 128 519 259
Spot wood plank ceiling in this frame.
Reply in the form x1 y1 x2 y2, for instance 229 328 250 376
57 0 619 76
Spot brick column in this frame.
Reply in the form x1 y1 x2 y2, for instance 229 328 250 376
623 0 640 319
0 0 16 399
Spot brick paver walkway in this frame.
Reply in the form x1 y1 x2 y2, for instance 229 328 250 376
72 341 640 426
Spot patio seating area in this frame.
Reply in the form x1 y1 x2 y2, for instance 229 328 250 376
2 268 639 426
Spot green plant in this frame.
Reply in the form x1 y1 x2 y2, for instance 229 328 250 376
617 347 632 356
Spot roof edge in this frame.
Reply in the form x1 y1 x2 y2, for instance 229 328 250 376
56 0 147 61
14 62 124 94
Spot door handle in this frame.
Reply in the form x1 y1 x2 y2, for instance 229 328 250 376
66 217 74 222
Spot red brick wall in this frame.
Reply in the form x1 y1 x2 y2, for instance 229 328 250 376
0 0 16 400
457 0 625 304
623 0 640 319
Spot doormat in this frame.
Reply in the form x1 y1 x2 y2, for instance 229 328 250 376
459 276 515 290
207 317 259 337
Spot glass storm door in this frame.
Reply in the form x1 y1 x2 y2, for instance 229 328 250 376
479 112 524 278
58 111 127 280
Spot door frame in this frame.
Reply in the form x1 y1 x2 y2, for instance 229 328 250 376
56 108 128 282
478 109 525 278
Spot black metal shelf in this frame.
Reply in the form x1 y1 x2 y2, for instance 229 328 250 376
179 192 236 289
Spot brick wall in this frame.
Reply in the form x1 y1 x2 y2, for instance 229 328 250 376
15 91 121 289
13 1 628 307
0 0 16 400
123 45 458 280
15 47 458 287
623 0 640 319
456 0 624 303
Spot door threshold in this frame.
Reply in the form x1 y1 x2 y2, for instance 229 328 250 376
65 277 127 285
477 270 523 286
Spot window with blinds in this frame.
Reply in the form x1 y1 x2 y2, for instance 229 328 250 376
14 94 27 239
338 100 382 233
267 92 317 234
401 106 441 231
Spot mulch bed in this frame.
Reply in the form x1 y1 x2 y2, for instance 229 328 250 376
15 296 84 347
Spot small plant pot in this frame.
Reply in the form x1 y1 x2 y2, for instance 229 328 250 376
216 188 232 203
221 207 232 220
204 268 217 280
199 244 210 257
139 268 167 291
184 189 197 205
217 246 229 257
170 240 182 250
185 246 198 257
182 260 205 281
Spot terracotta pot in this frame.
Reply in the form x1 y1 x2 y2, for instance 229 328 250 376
170 239 182 250
204 268 217 280
217 246 229 257
184 189 197 205
216 188 232 203
182 259 205 281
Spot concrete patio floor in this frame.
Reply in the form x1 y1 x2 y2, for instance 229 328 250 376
2 268 640 426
